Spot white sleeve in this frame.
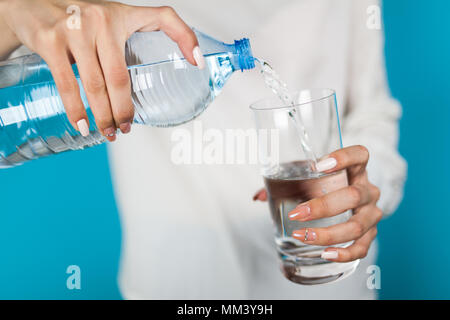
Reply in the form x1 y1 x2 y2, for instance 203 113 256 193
341 0 407 216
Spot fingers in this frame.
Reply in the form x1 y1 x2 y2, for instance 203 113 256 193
288 184 373 221
253 189 267 201
96 33 134 134
69 43 117 142
321 227 378 262
125 5 202 67
156 6 201 67
44 51 89 136
286 144 380 263
292 204 382 246
316 145 370 178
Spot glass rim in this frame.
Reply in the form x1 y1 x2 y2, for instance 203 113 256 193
249 88 336 111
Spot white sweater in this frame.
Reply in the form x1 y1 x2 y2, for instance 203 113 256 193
108 0 407 299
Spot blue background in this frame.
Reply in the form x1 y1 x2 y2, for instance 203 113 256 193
0 0 449 299
378 0 450 300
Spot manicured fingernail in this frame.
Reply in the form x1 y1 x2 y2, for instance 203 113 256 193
292 229 316 242
120 122 131 134
193 46 206 70
104 127 116 137
321 250 339 260
316 157 337 172
104 127 116 141
288 205 310 220
77 119 89 137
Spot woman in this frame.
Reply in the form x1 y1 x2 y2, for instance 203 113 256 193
0 0 406 299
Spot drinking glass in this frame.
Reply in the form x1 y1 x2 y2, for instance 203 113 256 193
250 89 359 285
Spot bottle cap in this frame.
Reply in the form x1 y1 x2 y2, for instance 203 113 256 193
234 38 255 71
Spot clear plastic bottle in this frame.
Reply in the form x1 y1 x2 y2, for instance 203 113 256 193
0 29 255 168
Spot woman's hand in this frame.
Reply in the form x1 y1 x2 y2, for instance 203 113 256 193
0 0 204 140
254 145 382 262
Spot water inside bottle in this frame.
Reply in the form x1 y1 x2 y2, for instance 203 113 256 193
0 53 234 167
0 52 318 168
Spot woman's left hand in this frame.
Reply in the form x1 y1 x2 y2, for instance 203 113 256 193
253 145 382 262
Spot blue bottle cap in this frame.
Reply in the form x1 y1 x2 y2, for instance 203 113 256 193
234 38 255 71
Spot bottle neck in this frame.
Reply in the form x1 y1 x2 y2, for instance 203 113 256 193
233 38 255 71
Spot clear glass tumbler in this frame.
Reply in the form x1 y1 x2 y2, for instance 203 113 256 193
250 89 359 285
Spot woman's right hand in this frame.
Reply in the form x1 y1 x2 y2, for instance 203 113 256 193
0 0 205 141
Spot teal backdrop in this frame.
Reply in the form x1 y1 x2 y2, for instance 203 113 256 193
378 0 450 299
0 0 448 299
0 145 122 299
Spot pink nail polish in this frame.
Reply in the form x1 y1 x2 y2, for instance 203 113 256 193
77 119 89 137
193 46 206 69
292 229 316 242
321 250 338 260
104 127 116 137
316 157 337 172
120 122 131 134
288 205 310 220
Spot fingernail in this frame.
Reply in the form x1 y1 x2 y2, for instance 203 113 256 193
77 119 89 137
104 127 116 137
321 250 339 260
120 122 131 134
316 157 337 172
193 46 206 70
288 205 310 220
292 229 316 242
104 127 116 141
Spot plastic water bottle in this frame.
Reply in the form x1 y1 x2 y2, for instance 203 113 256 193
0 29 255 168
